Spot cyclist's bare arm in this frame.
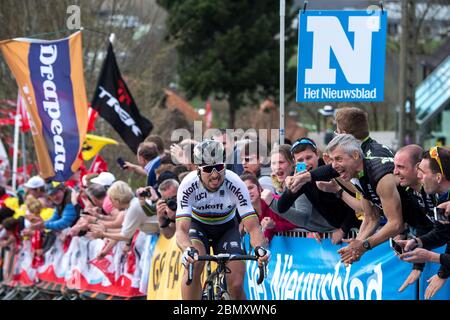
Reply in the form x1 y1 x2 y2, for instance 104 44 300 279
176 218 194 252
242 215 268 249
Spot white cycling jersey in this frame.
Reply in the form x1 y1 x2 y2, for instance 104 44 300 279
176 170 256 225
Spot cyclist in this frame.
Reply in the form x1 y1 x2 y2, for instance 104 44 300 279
176 139 269 300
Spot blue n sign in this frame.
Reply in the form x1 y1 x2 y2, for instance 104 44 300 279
296 10 387 102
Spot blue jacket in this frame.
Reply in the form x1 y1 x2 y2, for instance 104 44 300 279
44 191 79 231
146 156 161 188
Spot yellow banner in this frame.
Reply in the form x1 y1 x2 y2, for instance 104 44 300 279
147 235 183 300
82 134 118 161
147 236 211 300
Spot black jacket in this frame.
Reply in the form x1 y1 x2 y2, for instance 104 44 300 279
277 159 360 234
418 193 450 278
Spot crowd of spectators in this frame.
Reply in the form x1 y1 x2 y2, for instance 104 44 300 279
0 107 449 299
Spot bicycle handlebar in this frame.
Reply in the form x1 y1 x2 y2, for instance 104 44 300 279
196 253 265 285
186 263 194 286
196 254 258 262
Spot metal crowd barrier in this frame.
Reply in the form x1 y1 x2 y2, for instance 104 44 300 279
277 228 359 240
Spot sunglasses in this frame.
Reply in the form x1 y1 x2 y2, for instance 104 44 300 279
430 146 444 175
291 138 317 153
200 163 225 174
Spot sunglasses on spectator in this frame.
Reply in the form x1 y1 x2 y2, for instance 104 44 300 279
200 163 225 173
291 138 317 153
430 146 444 175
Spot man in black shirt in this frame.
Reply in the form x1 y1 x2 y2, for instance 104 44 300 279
393 144 434 292
399 146 450 299
320 134 404 265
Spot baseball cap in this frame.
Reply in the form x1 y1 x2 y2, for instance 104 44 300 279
45 181 65 196
90 172 116 187
24 176 45 189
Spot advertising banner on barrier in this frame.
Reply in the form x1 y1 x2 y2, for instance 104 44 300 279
420 245 450 300
12 240 36 286
147 235 183 300
37 235 66 284
5 230 157 297
65 232 155 297
296 10 387 102
244 236 417 300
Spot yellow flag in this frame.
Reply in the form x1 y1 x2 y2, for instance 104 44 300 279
82 134 118 161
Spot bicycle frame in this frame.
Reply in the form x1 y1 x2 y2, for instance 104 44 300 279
201 260 230 300
188 253 265 300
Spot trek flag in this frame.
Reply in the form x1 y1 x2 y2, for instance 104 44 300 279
91 43 153 154
0 31 88 181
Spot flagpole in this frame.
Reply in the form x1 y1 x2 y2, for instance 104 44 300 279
21 131 26 181
279 0 285 145
12 103 20 191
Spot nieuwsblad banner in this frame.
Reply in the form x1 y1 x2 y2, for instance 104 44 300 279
296 10 387 102
0 31 88 181
245 236 449 300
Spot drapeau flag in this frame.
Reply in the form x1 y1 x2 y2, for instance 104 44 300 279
0 31 88 181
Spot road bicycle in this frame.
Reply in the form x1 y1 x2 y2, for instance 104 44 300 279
187 252 265 300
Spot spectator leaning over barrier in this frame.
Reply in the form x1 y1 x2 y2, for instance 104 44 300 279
398 147 450 299
393 145 435 292
265 138 342 235
241 173 296 242
90 181 159 253
321 135 439 266
270 144 295 194
88 172 116 214
0 216 25 250
240 140 275 193
156 179 178 239
0 207 15 241
72 182 125 237
276 137 361 244
30 182 79 232
324 134 404 264
22 195 46 267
